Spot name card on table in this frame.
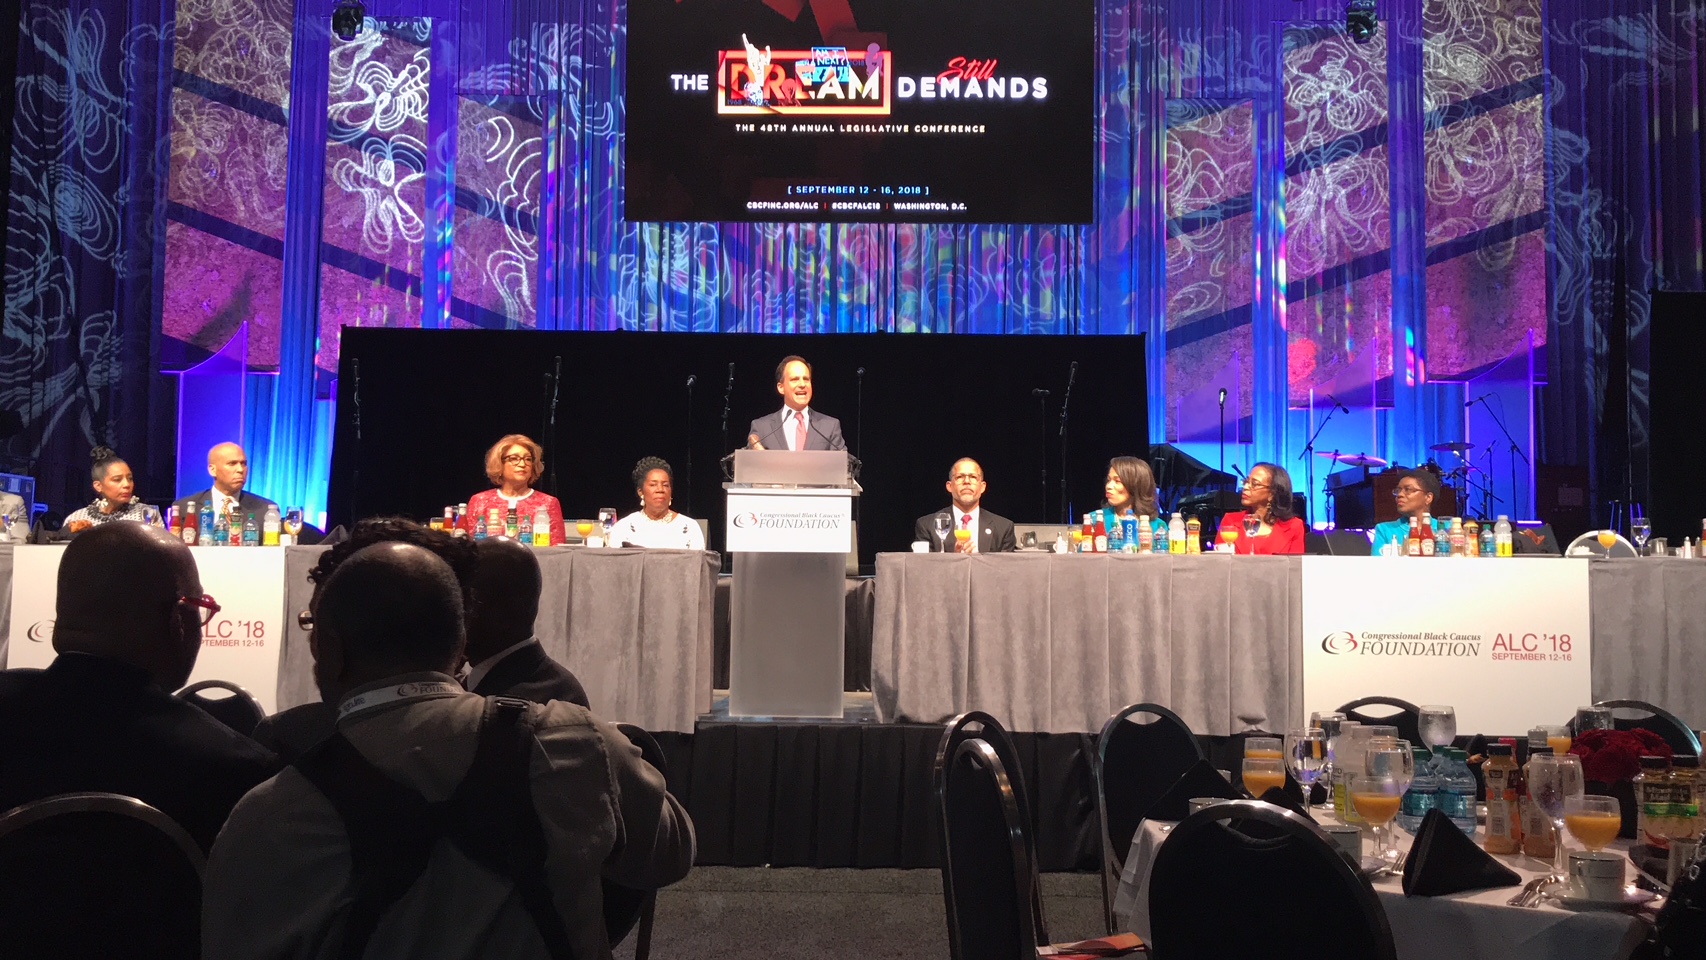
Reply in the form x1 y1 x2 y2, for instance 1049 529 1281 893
725 492 853 553
1301 557 1591 735
7 544 287 712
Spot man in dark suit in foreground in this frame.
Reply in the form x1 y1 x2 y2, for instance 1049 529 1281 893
0 523 277 848
747 355 847 452
465 538 590 707
913 458 1018 554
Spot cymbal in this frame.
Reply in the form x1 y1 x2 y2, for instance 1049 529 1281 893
1430 441 1476 454
1316 452 1388 467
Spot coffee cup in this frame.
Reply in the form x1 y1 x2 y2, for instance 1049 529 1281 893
1323 824 1363 862
1568 850 1625 901
910 541 930 553
1187 797 1227 815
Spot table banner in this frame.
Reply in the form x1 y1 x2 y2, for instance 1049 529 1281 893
6 545 286 713
1301 557 1592 735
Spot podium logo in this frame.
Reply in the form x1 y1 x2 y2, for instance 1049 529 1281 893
1320 631 1358 655
26 619 54 643
732 512 760 529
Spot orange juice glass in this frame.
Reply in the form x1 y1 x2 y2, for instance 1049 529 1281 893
1564 796 1622 851
576 521 594 538
1242 757 1287 798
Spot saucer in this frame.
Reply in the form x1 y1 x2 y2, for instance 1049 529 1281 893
1549 886 1659 911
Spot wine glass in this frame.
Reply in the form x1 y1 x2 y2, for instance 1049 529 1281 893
1366 745 1415 796
575 520 595 542
1242 757 1288 799
284 508 304 542
1245 736 1283 760
1596 529 1618 560
953 527 972 553
1564 795 1622 853
1575 705 1613 733
1417 705 1456 770
1242 514 1260 553
1220 527 1238 554
1285 728 1327 806
1631 505 1652 555
1529 753 1586 880
931 513 952 552
1541 724 1572 757
1352 775 1404 872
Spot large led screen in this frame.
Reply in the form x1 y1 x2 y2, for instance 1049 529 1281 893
625 0 1095 224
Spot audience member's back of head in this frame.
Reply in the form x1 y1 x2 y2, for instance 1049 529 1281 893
53 522 200 690
316 542 466 681
467 538 542 661
309 516 479 605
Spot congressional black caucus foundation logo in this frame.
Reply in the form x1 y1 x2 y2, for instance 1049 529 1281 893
1320 630 1482 657
732 512 761 529
27 619 54 643
1321 631 1358 655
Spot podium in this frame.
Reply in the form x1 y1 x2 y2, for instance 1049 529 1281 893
724 450 859 718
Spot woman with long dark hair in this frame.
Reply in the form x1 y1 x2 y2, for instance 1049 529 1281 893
1216 462 1305 554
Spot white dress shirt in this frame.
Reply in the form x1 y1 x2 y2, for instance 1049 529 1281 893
779 407 811 451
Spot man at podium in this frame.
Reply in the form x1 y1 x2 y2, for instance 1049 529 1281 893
747 356 846 452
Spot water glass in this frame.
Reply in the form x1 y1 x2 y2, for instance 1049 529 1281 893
1284 728 1327 803
1417 704 1457 754
1529 753 1586 879
1575 705 1614 733
931 513 952 551
1366 745 1415 794
1631 507 1652 554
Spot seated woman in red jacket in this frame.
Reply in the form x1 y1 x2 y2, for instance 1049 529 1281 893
1217 462 1306 555
462 434 567 544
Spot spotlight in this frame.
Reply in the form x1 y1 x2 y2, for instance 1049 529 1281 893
332 0 365 42
1346 0 1378 43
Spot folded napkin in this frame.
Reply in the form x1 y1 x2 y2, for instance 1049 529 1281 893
1401 808 1522 896
1257 785 1315 821
1144 760 1239 822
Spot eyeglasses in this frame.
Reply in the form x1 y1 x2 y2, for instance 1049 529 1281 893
298 610 314 631
178 594 221 626
1243 479 1270 490
1392 486 1426 497
502 454 535 465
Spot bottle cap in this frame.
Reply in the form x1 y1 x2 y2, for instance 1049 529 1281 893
1489 743 1514 757
1530 746 1554 757
1640 755 1670 769
1673 755 1699 769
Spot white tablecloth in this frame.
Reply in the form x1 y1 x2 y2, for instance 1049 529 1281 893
1113 814 1651 960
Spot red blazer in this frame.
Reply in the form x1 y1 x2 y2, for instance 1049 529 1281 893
462 489 567 545
1216 512 1306 555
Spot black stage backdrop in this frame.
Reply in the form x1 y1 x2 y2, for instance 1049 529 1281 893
329 329 1147 565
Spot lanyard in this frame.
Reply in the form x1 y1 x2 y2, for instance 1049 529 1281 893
337 680 463 722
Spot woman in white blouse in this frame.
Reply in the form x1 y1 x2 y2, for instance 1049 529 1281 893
614 457 706 550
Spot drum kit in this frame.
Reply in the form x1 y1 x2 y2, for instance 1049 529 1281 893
1316 441 1499 516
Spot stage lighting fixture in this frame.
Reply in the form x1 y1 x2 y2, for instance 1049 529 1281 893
332 0 365 42
1346 0 1378 43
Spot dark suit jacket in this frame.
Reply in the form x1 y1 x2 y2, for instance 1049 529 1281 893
0 653 278 851
747 408 846 452
914 507 1019 554
470 639 591 708
172 488 278 523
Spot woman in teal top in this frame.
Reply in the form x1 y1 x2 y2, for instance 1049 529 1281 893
1371 468 1448 555
1099 456 1169 544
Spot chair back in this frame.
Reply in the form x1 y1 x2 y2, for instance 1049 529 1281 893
0 792 204 959
1337 696 1423 745
934 711 1047 955
1149 800 1396 960
1582 699 1703 756
939 739 1037 960
176 679 267 737
1095 702 1205 934
610 723 669 960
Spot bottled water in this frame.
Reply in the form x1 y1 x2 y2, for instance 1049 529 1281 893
1494 515 1513 557
262 505 281 546
533 508 551 547
241 513 260 547
1397 748 1438 833
474 514 489 541
212 510 229 547
200 501 215 543
518 510 534 544
1436 748 1480 835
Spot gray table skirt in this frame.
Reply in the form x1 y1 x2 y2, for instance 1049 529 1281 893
873 552 1706 735
278 545 719 733
871 552 1303 736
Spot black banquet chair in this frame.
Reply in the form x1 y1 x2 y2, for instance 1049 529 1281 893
1337 695 1423 746
176 679 267 737
0 792 205 960
1149 799 1396 960
609 723 668 960
934 711 1048 956
1095 702 1204 934
1572 699 1703 756
940 738 1037 960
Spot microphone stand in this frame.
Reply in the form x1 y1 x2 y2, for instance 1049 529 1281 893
1297 400 1343 527
719 362 735 464
351 359 362 524
1032 388 1051 521
1218 388 1228 475
683 374 695 515
1058 361 1077 524
1469 396 1528 517
855 367 865 461
546 356 562 494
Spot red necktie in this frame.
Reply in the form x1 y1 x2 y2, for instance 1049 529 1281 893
794 411 807 451
962 514 973 552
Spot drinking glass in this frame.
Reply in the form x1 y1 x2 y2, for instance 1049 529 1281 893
575 520 595 541
1220 528 1238 553
1366 745 1415 795
1242 757 1288 799
1285 728 1327 805
1541 724 1573 757
283 508 304 540
1245 736 1283 760
1242 515 1260 553
1575 705 1614 733
1529 753 1586 879
1631 504 1652 555
931 513 952 552
1564 795 1622 853
953 527 972 552
1417 705 1457 765
1352 775 1404 872
1596 529 1618 560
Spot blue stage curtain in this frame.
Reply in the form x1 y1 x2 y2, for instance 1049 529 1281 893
0 0 178 511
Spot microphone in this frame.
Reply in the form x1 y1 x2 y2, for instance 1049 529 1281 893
1327 393 1350 413
1230 463 1246 481
1031 388 1051 397
808 414 845 452
856 367 865 377
1218 387 1228 406
1464 393 1491 408
686 374 696 387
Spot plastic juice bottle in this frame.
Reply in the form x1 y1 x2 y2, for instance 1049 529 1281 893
1333 724 1367 824
1168 513 1186 554
263 505 281 546
1449 517 1466 557
1495 515 1513 557
1461 518 1478 557
1638 755 1675 851
505 508 520 540
1483 743 1524 854
1137 515 1153 553
533 508 551 547
1184 516 1202 553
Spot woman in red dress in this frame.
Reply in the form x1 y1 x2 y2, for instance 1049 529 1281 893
462 434 567 545
1217 462 1306 555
